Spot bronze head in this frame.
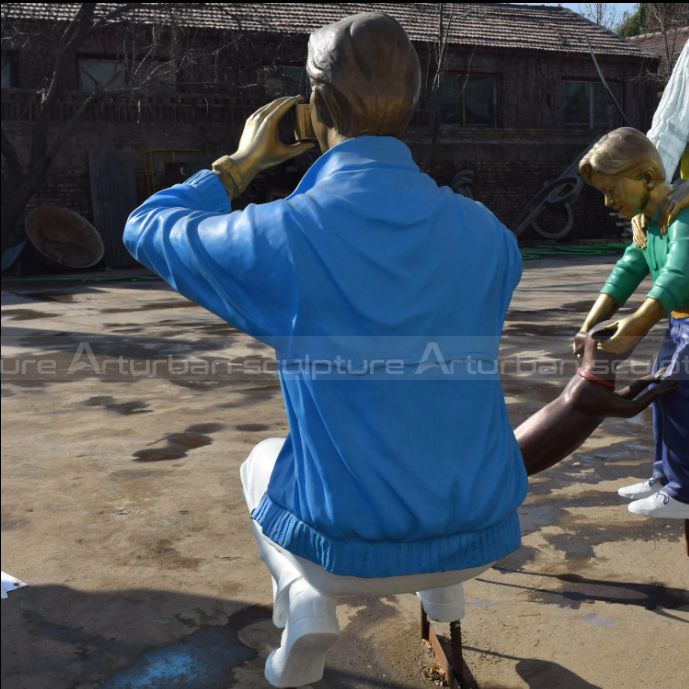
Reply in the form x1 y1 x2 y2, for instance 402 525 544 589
579 127 667 219
306 12 421 139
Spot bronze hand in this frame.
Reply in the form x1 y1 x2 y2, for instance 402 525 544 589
596 297 665 354
573 293 620 356
631 213 647 249
213 96 315 199
658 180 689 234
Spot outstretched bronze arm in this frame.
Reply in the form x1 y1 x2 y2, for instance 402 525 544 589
515 323 678 476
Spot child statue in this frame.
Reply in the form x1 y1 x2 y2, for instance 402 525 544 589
576 127 689 519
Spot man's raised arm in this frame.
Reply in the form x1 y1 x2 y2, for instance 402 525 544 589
123 96 313 341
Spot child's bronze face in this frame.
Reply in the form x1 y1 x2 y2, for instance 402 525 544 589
589 169 651 220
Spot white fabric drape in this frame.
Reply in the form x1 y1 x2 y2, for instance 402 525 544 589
647 41 689 180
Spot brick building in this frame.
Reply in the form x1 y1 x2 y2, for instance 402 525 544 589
1 3 660 268
629 25 688 78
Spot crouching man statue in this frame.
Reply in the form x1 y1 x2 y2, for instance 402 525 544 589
124 13 678 687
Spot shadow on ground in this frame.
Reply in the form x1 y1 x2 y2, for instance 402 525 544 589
1 585 432 689
473 656 604 689
485 568 689 615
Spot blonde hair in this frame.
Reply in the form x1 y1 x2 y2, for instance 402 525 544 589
579 127 665 186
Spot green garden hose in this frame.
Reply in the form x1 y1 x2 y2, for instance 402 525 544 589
520 242 628 260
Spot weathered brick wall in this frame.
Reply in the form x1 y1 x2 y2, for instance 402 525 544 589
410 45 658 131
406 127 625 241
0 114 637 251
2 29 659 259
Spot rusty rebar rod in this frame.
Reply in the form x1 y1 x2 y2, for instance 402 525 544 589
450 620 464 686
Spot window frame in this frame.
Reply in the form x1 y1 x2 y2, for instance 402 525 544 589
563 79 622 129
438 73 499 128
76 54 177 93
77 55 127 92
1 51 18 89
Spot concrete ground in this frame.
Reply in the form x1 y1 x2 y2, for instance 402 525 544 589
1 255 687 689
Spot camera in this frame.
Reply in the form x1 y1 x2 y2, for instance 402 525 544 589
294 103 317 142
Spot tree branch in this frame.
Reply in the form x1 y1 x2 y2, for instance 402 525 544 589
45 90 102 162
1 124 24 188
29 3 96 175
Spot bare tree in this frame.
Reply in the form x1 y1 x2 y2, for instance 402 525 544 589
577 3 618 31
426 3 456 178
647 3 689 77
616 3 689 87
0 3 290 253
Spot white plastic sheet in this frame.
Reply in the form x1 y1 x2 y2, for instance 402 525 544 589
1 571 27 599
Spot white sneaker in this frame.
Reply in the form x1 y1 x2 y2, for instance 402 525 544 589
618 478 665 500
628 491 689 519
264 578 339 687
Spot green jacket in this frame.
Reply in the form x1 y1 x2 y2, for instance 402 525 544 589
601 207 689 314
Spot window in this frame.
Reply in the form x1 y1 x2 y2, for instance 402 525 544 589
78 58 126 92
1 52 17 88
439 75 497 127
564 81 621 129
265 65 309 98
78 57 176 93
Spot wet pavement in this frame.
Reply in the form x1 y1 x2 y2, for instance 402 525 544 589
2 256 687 689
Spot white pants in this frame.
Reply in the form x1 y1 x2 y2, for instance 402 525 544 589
241 438 493 621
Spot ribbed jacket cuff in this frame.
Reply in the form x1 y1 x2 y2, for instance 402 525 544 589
252 495 521 579
184 169 232 213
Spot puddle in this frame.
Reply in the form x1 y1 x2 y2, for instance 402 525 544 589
559 300 596 312
197 322 241 336
23 291 80 303
101 606 268 689
102 300 198 314
505 308 560 322
580 612 615 627
133 424 222 462
84 396 152 415
560 299 643 314
187 423 225 434
133 433 211 462
1 309 55 320
506 322 577 338
168 433 211 449
236 424 270 432
239 384 281 397
135 449 187 462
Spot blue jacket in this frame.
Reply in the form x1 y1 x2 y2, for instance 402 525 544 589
124 136 528 578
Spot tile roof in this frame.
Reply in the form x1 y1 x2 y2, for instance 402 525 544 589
2 3 652 58
628 26 688 73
